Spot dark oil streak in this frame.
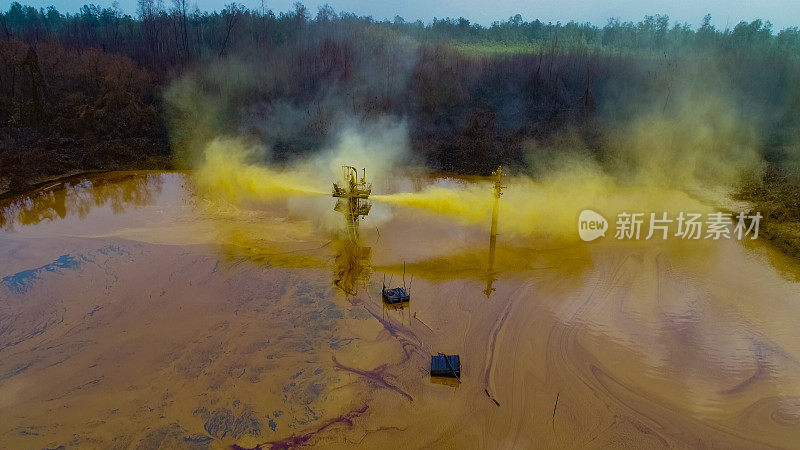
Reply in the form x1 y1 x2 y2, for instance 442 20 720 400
345 425 408 446
483 289 516 390
589 364 670 448
331 355 413 402
720 340 768 395
230 404 370 450
349 296 427 361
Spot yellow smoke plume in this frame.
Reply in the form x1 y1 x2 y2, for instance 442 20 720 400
372 179 493 223
372 164 714 242
369 77 762 242
194 137 327 202
179 57 763 247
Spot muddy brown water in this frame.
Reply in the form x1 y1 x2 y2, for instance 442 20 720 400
0 171 799 449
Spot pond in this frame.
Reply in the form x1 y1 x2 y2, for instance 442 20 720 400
0 171 799 448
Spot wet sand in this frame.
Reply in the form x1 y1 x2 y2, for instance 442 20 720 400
1 172 799 449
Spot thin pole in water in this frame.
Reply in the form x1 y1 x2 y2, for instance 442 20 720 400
552 392 560 431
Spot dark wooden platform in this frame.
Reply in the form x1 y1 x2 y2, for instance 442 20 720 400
382 286 409 304
430 354 461 378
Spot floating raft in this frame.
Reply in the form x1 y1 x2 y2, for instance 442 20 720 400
382 286 409 304
430 354 461 378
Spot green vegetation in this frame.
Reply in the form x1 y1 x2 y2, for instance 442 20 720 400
737 168 800 257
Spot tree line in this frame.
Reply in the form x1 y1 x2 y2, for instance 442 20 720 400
1 1 799 225
2 2 800 70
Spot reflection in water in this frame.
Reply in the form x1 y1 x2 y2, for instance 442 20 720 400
484 167 505 298
429 376 460 388
380 271 412 328
332 236 372 296
0 172 163 230
2 171 800 448
376 242 593 284
331 166 373 296
216 224 329 270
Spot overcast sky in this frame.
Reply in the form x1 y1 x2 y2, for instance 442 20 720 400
15 0 800 31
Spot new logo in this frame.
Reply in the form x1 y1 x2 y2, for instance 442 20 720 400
578 209 608 241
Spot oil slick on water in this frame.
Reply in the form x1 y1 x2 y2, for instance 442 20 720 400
0 172 799 448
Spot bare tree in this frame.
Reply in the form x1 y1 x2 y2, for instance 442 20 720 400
219 2 242 57
172 0 189 62
137 0 160 64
